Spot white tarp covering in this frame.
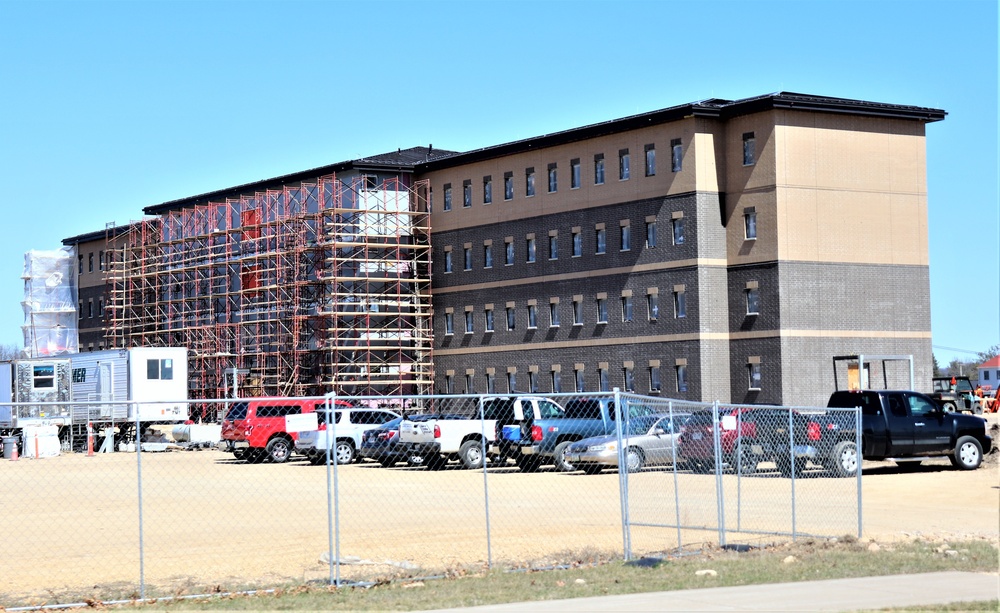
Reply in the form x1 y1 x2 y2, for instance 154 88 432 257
21 247 78 357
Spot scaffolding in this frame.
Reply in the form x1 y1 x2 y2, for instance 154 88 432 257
106 175 433 413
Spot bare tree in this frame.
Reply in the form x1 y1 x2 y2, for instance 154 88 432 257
0 343 22 361
976 344 1000 364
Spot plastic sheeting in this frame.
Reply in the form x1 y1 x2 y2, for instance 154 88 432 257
21 247 78 357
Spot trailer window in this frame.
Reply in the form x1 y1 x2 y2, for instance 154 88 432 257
147 359 175 380
33 365 55 389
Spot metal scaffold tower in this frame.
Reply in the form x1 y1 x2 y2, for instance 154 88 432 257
105 175 433 415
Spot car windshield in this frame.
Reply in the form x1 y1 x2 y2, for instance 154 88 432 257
624 415 661 435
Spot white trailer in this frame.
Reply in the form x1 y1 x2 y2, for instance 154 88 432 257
69 347 188 424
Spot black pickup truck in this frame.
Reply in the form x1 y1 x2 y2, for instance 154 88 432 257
821 390 992 477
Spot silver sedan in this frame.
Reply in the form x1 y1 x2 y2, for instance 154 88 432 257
564 414 687 474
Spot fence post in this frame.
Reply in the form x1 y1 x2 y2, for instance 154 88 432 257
712 401 726 547
134 402 146 600
613 388 630 560
669 401 682 552
478 394 493 568
855 406 863 538
788 408 797 540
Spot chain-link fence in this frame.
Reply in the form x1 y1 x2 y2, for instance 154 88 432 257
0 392 860 608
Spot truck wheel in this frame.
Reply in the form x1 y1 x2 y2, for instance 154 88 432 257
266 438 292 463
459 440 485 469
973 403 983 415
335 440 355 465
942 402 956 413
831 441 858 478
515 454 542 473
625 447 645 473
949 436 983 470
554 441 576 472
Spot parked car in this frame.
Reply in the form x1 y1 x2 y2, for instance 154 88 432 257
397 413 490 469
564 413 689 474
486 395 566 470
296 406 400 465
677 407 821 477
220 397 324 463
359 415 436 467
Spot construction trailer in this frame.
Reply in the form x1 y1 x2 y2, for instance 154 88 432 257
0 348 188 452
105 175 433 419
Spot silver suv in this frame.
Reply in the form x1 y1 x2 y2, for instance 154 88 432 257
296 407 400 465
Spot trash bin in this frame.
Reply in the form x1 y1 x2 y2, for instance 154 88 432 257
2 435 19 459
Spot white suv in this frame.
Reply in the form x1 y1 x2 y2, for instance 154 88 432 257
296 407 400 465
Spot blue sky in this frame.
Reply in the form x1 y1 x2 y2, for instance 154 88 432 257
0 0 997 368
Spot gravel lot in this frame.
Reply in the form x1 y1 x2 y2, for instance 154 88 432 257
1 415 996 605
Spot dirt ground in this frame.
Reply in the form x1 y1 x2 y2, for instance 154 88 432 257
1 415 997 606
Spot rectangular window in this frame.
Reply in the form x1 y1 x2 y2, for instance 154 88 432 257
443 184 452 211
624 367 635 392
674 291 686 318
506 307 516 330
463 180 472 207
573 299 583 325
551 371 561 393
444 250 453 273
30 365 53 389
548 234 558 260
146 359 161 380
748 363 762 390
598 368 610 392
504 172 514 200
620 224 631 251
88 299 93 318
572 230 582 257
549 302 560 327
644 144 656 176
547 163 557 193
505 239 514 265
743 132 756 166
746 288 760 315
672 218 685 245
621 296 633 322
744 209 757 240
444 312 454 335
484 244 493 268
647 293 659 321
485 308 494 332
575 368 585 393
445 374 454 394
463 247 472 271
646 220 658 248
619 149 630 180
671 138 682 172
570 158 581 189
528 371 539 394
98 297 104 318
155 359 175 381
595 228 606 254
78 255 83 274
649 366 662 392
465 311 474 334
525 168 536 197
527 304 538 329
99 251 105 271
465 374 474 394
507 372 516 394
594 154 605 185
526 237 536 263
486 372 496 394
88 253 94 273
483 176 492 204
676 365 688 392
596 298 607 323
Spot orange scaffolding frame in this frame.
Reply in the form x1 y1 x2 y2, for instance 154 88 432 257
105 175 433 417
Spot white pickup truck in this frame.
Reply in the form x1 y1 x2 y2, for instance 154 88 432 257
397 413 497 470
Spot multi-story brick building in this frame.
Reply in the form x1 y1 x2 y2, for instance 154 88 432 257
57 92 945 407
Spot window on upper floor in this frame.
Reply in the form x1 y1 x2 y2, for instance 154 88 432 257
595 227 606 254
619 149 630 180
573 298 583 326
674 290 686 318
646 220 658 248
445 374 454 394
527 304 538 329
88 253 94 273
743 132 756 166
672 217 685 245
506 306 516 330
526 236 536 263
746 287 760 315
644 144 655 176
647 293 659 321
549 302 560 327
463 180 472 207
547 163 557 193
505 239 514 266
671 138 682 172
528 370 539 394
444 312 454 335
575 368 585 393
464 310 474 334
676 365 688 392
443 184 452 211
594 154 605 185
620 224 631 251
571 158 581 189
485 308 494 332
507 371 516 393
572 230 582 257
748 362 762 390
623 367 635 393
548 234 558 260
484 244 493 268
744 208 757 240
598 367 610 392
649 365 662 392
486 372 496 394
444 250 453 273
551 370 562 393
504 172 514 200
463 247 472 271
483 176 492 204
525 168 536 197
465 373 474 394
621 295 633 322
596 297 607 324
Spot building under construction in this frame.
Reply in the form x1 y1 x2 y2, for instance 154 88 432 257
103 149 442 410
